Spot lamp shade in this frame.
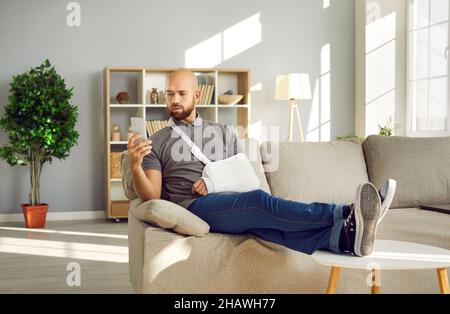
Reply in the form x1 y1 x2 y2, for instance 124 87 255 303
275 73 312 100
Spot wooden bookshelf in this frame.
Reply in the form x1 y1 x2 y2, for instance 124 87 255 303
103 67 251 221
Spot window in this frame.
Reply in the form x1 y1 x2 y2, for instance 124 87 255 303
407 0 450 136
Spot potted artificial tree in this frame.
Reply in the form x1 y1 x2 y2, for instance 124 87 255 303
0 59 79 228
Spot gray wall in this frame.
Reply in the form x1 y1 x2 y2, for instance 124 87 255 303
0 0 354 214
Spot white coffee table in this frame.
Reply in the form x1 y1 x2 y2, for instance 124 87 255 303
312 240 450 294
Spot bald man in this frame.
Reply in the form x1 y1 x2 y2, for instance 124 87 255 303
127 69 396 257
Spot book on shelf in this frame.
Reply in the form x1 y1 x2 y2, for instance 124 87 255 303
150 121 157 134
198 84 202 104
146 120 168 135
203 85 209 105
145 121 152 137
207 84 215 104
146 120 154 135
198 84 215 105
199 84 206 104
149 121 155 134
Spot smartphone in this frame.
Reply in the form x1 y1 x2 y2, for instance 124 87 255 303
130 117 147 142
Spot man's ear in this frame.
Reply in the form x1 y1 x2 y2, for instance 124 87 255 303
194 89 201 105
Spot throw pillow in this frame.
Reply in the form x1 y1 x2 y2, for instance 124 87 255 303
132 199 210 237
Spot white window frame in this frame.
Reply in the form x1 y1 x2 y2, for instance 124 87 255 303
406 0 450 137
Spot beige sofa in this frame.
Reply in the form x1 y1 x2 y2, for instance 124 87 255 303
124 135 450 293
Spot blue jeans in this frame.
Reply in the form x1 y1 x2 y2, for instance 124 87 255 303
188 189 346 255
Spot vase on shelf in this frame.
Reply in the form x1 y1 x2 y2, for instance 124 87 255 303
112 125 121 141
150 88 159 104
116 91 130 104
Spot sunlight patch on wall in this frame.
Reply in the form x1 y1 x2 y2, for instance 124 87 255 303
250 83 263 92
185 13 262 68
320 44 331 142
366 11 396 53
306 43 331 142
306 78 320 142
223 13 262 61
185 34 222 68
366 41 396 103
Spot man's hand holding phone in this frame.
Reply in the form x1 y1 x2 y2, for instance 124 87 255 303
128 117 151 170
127 135 152 171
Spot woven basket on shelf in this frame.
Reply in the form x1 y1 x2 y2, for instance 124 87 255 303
110 152 122 179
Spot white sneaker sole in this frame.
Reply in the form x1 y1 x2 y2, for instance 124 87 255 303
354 182 381 256
377 179 397 226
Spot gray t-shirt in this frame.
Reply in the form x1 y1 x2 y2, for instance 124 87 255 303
141 114 242 209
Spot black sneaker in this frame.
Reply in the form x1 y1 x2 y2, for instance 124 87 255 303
339 182 381 256
377 179 396 227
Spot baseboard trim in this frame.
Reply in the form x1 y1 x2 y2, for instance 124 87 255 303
0 211 105 223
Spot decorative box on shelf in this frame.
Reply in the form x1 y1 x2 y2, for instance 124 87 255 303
110 152 122 179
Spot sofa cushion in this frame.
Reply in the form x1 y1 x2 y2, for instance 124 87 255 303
377 207 450 250
244 138 272 195
362 135 450 208
131 199 210 237
260 140 369 204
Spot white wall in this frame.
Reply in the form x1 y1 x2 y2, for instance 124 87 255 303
0 0 355 214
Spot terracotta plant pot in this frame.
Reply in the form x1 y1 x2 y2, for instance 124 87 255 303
21 203 48 228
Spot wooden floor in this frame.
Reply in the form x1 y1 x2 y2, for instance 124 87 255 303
0 219 134 294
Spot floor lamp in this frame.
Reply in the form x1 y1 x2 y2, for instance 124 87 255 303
275 73 312 142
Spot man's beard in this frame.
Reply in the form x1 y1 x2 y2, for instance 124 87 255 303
169 97 195 120
169 105 194 120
